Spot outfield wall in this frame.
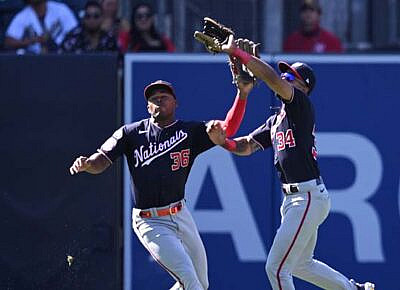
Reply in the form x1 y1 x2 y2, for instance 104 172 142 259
0 54 122 290
124 54 400 290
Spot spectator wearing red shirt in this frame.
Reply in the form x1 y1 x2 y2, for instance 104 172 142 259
283 0 343 53
118 2 175 53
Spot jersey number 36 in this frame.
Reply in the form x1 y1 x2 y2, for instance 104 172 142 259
170 149 190 171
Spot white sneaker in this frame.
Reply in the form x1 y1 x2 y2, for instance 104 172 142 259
350 279 375 290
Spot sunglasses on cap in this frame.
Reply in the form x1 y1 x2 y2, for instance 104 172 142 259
281 72 296 82
135 12 152 20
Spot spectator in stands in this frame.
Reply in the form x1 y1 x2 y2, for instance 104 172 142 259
60 0 118 53
99 0 127 37
4 0 77 54
283 0 343 53
118 2 175 53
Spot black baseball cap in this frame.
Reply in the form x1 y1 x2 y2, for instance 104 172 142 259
278 61 316 93
144 80 176 100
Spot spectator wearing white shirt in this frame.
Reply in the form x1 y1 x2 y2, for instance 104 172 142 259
5 0 77 54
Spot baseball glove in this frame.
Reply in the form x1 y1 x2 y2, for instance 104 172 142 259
194 17 234 53
229 38 260 85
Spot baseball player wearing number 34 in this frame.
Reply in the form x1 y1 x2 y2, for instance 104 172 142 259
207 35 375 290
69 76 253 289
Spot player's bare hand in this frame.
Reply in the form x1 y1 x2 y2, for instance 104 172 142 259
206 120 226 145
69 156 89 175
222 34 236 54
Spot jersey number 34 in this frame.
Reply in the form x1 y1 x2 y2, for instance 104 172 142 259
276 129 296 151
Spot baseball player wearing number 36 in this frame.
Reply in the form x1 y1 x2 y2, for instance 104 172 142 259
69 76 253 289
207 35 375 290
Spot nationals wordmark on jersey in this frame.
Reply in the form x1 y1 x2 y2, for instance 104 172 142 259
134 129 188 167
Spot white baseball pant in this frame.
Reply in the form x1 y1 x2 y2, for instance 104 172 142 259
265 181 358 289
132 200 208 290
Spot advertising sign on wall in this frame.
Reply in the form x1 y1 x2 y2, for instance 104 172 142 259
124 54 399 289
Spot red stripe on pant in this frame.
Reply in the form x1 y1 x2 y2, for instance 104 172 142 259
277 191 311 290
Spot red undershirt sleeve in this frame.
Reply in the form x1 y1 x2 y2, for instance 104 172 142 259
223 96 247 138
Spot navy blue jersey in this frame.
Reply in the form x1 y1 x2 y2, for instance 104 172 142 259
250 88 320 183
99 119 215 209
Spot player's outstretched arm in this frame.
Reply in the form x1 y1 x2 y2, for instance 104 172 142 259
206 120 260 156
69 153 111 175
246 58 293 101
222 35 292 101
222 79 252 138
225 136 260 156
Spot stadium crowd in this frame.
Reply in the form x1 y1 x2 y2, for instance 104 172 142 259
1 0 175 54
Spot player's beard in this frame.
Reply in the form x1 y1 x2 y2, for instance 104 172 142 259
149 105 175 124
151 109 171 123
152 111 176 126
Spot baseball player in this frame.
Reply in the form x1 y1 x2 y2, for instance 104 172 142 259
69 78 253 290
206 35 375 290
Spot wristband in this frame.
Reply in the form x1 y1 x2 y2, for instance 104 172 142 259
224 138 237 152
231 47 252 65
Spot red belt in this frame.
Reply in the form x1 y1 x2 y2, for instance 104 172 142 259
139 201 183 218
